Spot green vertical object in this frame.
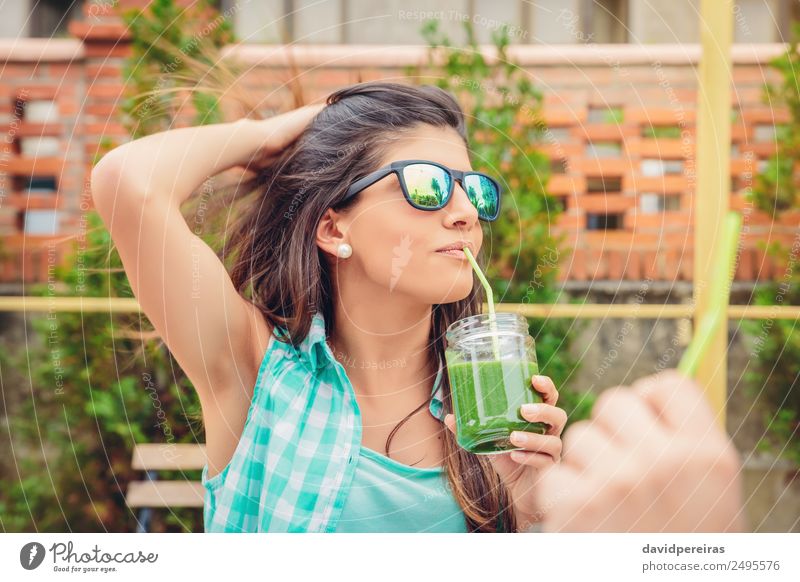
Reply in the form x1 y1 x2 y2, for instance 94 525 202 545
463 246 501 361
678 211 742 377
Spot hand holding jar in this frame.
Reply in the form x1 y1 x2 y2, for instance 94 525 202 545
442 312 567 527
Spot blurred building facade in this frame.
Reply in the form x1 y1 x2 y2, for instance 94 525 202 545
1 0 799 44
0 0 796 286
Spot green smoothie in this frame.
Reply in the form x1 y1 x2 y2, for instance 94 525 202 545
446 357 548 454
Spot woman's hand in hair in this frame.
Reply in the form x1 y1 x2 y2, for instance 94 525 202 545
235 103 326 169
443 374 567 529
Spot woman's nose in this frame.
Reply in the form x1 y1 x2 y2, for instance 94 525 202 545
443 181 479 224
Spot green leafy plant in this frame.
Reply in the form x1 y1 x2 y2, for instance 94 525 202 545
744 21 800 468
0 212 204 532
0 0 237 533
407 20 591 426
120 0 236 139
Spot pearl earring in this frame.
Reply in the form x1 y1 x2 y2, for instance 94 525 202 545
337 243 352 259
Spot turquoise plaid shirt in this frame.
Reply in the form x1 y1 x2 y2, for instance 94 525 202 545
201 310 447 532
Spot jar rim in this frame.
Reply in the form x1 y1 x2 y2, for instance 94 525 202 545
445 312 529 344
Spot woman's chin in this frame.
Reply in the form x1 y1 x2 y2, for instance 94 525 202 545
429 283 474 305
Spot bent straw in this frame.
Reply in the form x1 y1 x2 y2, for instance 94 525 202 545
678 211 742 378
463 246 502 361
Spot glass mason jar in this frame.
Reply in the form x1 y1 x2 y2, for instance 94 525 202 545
445 312 547 454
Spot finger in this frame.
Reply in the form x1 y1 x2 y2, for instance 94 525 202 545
590 386 666 446
444 413 456 434
631 369 717 436
531 375 559 405
509 449 557 469
520 403 568 436
560 420 622 473
509 432 562 461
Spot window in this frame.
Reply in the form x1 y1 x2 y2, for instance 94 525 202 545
587 176 623 193
24 210 60 235
588 105 624 124
641 159 685 176
582 0 629 43
15 175 58 195
640 193 681 214
587 141 622 158
551 158 569 174
586 213 624 230
29 0 84 38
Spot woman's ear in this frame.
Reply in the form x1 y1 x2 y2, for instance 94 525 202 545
316 208 348 259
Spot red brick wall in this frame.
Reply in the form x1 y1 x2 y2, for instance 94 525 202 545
0 1 794 285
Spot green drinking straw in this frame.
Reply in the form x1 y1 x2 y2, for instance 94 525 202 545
677 211 742 378
463 246 502 361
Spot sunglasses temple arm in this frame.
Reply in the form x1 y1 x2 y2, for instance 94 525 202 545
343 168 395 201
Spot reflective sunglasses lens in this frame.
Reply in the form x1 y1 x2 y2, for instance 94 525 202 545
401 164 451 209
463 174 499 220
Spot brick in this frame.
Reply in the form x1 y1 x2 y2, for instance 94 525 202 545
565 247 588 281
643 250 659 280
85 39 134 58
86 83 125 99
2 64 38 78
83 103 119 117
7 156 64 175
663 247 682 282
730 123 750 142
578 124 628 141
0 121 62 137
576 194 636 213
748 143 777 157
15 85 59 100
587 247 606 280
627 139 694 158
624 211 691 230
627 175 690 193
573 158 631 175
543 109 587 126
554 210 582 231
548 175 585 196
606 249 624 279
626 107 696 125
752 247 772 281
310 69 356 88
85 122 127 135
625 250 643 280
44 63 83 79
679 250 694 280
736 246 754 281
539 143 583 159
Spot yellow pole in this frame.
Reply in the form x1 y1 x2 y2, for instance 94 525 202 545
695 0 734 429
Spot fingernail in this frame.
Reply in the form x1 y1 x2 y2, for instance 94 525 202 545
510 431 528 444
522 403 540 415
532 375 546 383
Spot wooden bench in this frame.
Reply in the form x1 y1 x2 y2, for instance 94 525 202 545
126 443 207 532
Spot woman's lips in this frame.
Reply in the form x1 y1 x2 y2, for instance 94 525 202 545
435 248 467 259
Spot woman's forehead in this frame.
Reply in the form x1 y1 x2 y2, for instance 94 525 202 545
381 126 471 170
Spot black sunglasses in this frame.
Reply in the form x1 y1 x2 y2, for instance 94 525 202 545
342 159 502 222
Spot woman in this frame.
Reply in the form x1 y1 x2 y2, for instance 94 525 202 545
90 81 567 533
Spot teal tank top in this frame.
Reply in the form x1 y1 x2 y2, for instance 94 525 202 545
334 445 468 533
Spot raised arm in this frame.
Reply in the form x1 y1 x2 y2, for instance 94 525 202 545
91 119 275 394
89 105 323 475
